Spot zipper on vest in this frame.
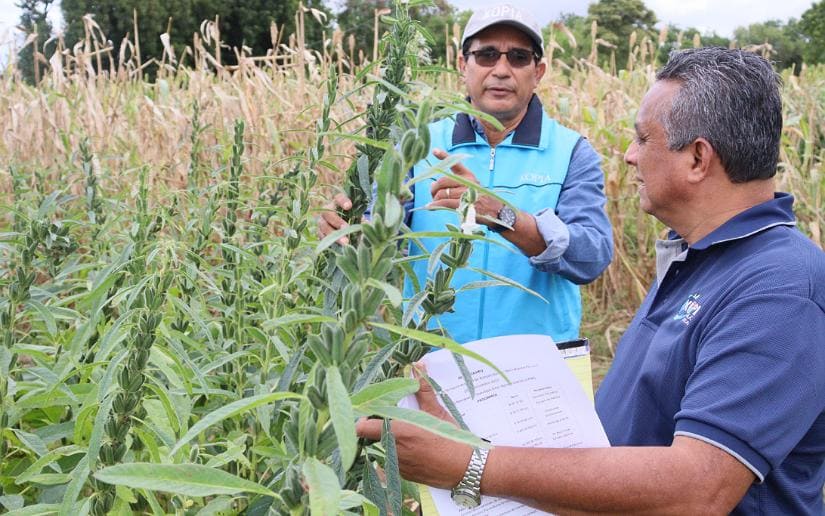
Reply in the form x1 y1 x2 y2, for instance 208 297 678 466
489 147 496 171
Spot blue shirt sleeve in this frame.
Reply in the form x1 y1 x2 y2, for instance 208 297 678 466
528 137 613 284
673 293 825 481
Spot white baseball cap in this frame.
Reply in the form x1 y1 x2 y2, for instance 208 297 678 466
461 4 544 57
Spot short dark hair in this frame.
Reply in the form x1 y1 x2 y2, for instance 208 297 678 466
656 47 783 183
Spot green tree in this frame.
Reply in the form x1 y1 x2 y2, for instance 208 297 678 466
16 0 54 84
60 0 331 72
800 0 825 63
734 19 805 72
586 0 658 68
549 13 593 64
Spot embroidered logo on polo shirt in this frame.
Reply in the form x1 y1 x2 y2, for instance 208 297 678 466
673 293 702 325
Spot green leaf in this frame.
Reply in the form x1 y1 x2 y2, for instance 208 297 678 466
315 224 363 254
353 340 400 392
97 349 128 402
12 429 49 458
195 496 237 516
367 322 509 381
94 463 278 498
427 241 450 275
466 266 546 301
362 457 388 514
0 495 24 512
86 392 115 468
170 392 302 455
351 378 419 408
452 352 475 400
5 503 61 515
25 300 57 336
15 445 84 485
357 405 486 449
59 455 89 515
326 366 357 471
382 420 403 516
365 279 401 307
262 313 336 330
402 289 428 327
302 458 341 516
322 131 391 151
340 490 379 513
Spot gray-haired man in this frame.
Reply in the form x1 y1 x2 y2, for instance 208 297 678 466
358 47 825 514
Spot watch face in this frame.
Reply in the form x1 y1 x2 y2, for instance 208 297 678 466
500 206 517 227
452 491 481 509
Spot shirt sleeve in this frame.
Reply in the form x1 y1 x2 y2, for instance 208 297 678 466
528 137 613 284
674 293 825 481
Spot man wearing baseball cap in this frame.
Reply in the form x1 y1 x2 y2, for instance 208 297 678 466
320 4 612 345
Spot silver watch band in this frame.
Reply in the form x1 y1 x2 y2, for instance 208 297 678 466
452 447 490 502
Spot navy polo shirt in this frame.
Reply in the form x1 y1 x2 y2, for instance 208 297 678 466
595 193 825 515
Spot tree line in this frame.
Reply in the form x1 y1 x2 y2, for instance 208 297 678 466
15 0 825 83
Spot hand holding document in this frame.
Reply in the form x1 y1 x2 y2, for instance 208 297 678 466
400 334 610 515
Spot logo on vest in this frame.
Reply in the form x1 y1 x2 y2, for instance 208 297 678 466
673 293 702 326
518 172 553 185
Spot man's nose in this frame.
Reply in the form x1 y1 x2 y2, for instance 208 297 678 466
491 53 512 75
624 141 637 165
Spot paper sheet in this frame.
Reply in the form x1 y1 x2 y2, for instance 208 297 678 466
401 334 609 515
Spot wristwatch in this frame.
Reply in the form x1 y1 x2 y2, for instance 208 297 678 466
451 447 490 509
491 205 517 233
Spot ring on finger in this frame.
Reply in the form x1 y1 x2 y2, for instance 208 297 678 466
446 188 451 198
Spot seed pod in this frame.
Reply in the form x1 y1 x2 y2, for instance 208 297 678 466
363 288 384 316
344 334 370 367
283 418 300 455
308 386 326 410
356 245 371 277
400 130 417 160
306 334 332 366
282 466 304 509
360 223 382 247
100 443 116 465
317 423 338 458
383 196 404 232
303 418 318 457
189 444 200 463
90 490 114 516
343 309 359 334
336 247 360 284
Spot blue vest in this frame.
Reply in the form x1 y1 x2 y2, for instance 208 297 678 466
407 96 583 343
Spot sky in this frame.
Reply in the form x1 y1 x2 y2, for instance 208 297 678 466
0 0 818 45
448 0 817 37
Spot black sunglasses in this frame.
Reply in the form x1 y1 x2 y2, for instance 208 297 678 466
465 47 539 68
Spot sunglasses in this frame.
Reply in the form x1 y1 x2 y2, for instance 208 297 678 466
465 47 538 68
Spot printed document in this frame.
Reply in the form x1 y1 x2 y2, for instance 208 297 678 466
401 334 609 515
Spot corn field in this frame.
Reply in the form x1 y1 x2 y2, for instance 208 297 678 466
1 1 823 513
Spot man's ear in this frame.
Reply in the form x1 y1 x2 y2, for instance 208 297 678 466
687 137 716 183
458 53 467 77
534 59 546 84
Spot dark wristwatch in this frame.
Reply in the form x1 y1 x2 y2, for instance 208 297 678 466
491 205 517 233
451 447 490 508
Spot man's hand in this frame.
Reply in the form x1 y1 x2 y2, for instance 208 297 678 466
317 193 353 245
428 148 504 228
355 366 474 489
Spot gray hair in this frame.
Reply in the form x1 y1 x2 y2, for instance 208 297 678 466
656 47 783 183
